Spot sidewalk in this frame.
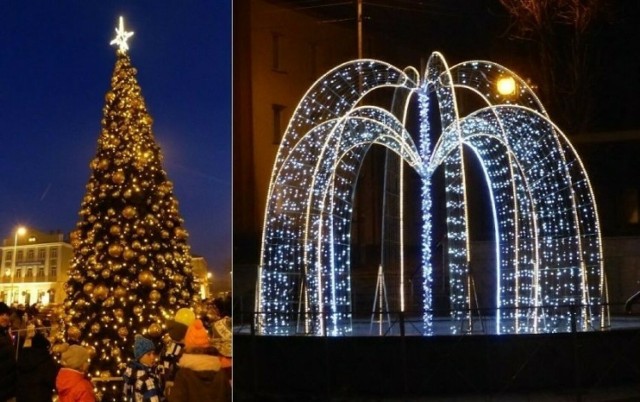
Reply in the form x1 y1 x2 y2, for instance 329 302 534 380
237 385 640 402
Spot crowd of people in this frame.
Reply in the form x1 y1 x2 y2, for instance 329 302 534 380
0 298 231 402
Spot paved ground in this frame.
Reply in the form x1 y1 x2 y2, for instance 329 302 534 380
235 385 640 402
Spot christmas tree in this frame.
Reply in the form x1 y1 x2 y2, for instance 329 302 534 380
63 17 196 395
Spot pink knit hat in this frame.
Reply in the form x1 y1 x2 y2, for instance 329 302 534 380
184 319 210 349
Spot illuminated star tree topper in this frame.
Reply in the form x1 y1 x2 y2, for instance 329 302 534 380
110 16 134 53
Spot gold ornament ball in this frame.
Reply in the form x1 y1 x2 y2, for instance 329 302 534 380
109 225 121 236
138 270 154 286
123 189 133 199
152 242 161 251
87 346 97 358
91 323 101 334
93 284 109 300
138 255 148 265
174 227 187 239
114 286 126 298
108 243 123 257
117 327 128 338
83 283 94 295
123 206 137 219
123 248 136 261
112 170 125 184
98 159 110 170
107 208 116 216
96 241 105 250
101 268 112 279
103 297 115 308
156 280 165 290
133 305 143 316
148 323 162 338
105 91 116 103
132 240 141 250
161 230 169 239
111 347 121 357
67 326 81 340
168 296 177 305
136 227 146 236
149 290 161 303
114 308 124 319
100 370 112 379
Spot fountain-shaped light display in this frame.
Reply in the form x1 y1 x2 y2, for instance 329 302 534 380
257 52 608 336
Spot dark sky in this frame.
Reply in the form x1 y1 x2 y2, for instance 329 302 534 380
0 3 231 277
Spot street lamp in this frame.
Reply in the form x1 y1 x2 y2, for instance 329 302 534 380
9 226 26 304
497 76 517 97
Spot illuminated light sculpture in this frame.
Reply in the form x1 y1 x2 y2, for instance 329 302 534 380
257 52 608 336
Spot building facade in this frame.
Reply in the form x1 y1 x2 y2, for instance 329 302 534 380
0 226 213 307
0 227 72 306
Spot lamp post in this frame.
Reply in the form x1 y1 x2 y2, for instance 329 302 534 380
9 226 26 304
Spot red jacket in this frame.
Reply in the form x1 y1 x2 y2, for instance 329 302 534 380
56 368 96 402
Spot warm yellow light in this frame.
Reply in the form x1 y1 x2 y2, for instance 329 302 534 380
497 76 517 96
16 227 26 236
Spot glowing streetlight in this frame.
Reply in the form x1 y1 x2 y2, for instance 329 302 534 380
9 226 26 304
497 76 517 96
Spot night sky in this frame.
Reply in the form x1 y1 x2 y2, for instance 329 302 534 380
0 3 231 277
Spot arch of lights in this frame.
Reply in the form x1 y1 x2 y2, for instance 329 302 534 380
257 52 608 336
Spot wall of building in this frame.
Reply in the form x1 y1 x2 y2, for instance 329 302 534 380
0 226 211 307
0 227 72 306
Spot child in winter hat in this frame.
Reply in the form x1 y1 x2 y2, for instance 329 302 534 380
184 319 210 349
170 320 228 401
56 345 96 401
123 334 164 401
133 334 156 361
61 344 90 371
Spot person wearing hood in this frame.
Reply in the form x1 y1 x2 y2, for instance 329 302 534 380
55 344 96 402
168 319 229 402
15 331 59 402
